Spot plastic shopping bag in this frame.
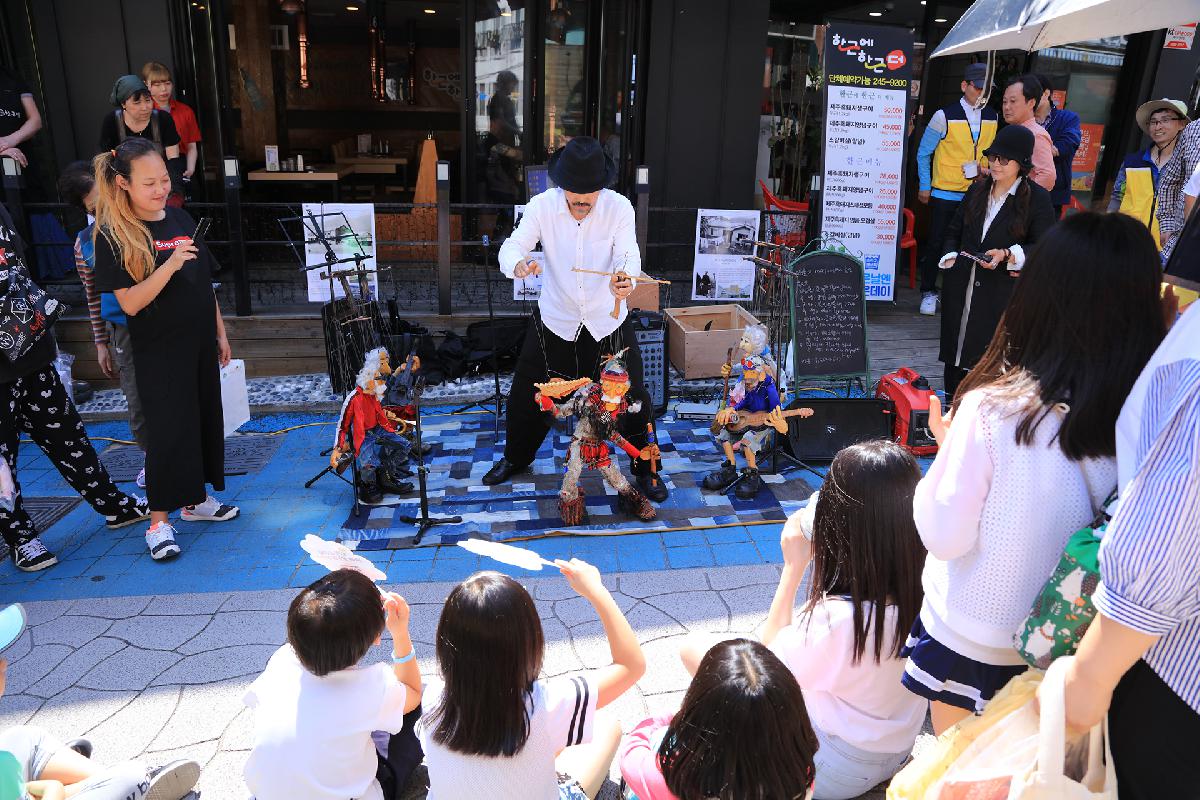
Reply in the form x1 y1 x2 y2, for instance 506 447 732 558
887 670 1043 800
904 660 1116 800
220 359 250 437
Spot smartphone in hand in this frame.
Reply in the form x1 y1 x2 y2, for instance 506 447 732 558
192 217 214 249
958 250 993 267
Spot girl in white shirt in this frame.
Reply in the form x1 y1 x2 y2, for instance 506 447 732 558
904 211 1168 735
418 561 645 800
759 440 928 800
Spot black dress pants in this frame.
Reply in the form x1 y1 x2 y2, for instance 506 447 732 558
0 365 138 547
920 197 960 294
503 313 652 472
1108 659 1200 799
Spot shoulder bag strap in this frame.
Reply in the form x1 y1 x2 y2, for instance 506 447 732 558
115 110 127 143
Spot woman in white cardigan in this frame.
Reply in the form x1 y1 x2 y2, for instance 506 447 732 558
903 212 1169 734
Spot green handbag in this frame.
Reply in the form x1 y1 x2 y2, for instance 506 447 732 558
1014 490 1116 669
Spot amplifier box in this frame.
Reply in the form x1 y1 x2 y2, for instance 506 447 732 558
783 397 894 460
631 311 667 414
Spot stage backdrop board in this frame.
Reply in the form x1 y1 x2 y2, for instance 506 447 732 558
788 249 868 381
692 209 761 301
818 23 913 301
303 203 380 303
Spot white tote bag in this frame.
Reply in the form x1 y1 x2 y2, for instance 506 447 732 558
220 359 250 437
927 659 1116 799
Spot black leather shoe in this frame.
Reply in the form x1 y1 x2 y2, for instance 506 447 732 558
636 470 669 502
482 458 526 486
377 469 414 496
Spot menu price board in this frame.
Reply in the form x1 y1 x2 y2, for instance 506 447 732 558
819 23 914 302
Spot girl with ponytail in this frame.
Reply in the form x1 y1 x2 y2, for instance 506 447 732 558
91 139 240 562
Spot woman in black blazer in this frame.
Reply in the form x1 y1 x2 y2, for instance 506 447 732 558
937 124 1057 399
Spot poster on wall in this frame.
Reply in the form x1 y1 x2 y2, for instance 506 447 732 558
511 205 544 301
1165 23 1197 50
692 210 761 301
303 203 380 303
1070 123 1105 191
819 23 913 301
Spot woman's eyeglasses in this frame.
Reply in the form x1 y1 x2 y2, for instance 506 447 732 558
990 155 1012 167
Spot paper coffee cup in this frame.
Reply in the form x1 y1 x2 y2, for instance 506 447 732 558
962 161 979 179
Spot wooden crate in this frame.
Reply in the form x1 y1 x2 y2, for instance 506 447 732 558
664 305 761 379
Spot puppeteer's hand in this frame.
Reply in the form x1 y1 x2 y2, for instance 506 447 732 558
610 271 634 300
928 395 953 446
769 406 789 434
513 258 542 279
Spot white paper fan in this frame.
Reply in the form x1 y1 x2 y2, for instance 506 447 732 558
457 538 556 571
300 534 388 583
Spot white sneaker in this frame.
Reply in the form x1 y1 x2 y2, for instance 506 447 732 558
180 495 239 522
919 292 939 316
146 522 181 561
136 466 147 489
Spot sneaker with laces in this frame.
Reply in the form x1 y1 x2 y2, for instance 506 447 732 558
106 496 151 530
146 522 181 561
180 495 239 522
145 758 201 800
136 466 147 489
919 292 939 316
12 538 58 572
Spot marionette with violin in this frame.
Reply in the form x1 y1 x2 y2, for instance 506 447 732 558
534 349 660 525
703 353 813 498
329 347 419 505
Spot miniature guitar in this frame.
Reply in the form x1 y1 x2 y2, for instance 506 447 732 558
723 406 814 434
710 347 735 435
534 377 591 399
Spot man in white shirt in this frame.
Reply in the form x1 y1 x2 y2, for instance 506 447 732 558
483 137 668 502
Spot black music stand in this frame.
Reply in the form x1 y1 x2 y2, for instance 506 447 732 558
451 235 504 433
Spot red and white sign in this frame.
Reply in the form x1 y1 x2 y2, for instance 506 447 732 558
1165 23 1197 50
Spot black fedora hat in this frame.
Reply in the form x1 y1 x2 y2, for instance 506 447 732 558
547 136 617 193
983 125 1035 170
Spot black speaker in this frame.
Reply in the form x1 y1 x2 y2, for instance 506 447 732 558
784 397 894 460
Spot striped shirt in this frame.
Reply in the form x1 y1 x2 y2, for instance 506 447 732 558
1156 118 1200 260
73 226 108 346
1094 318 1200 713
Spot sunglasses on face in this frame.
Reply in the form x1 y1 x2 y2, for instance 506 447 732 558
990 155 1013 167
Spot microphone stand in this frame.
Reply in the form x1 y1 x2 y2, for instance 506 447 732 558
399 377 462 545
451 235 505 434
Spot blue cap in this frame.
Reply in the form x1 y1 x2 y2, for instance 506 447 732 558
964 63 989 89
0 603 26 653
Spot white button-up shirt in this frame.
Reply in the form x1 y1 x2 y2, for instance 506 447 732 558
498 187 642 341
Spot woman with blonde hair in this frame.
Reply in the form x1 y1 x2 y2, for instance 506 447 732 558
91 138 238 561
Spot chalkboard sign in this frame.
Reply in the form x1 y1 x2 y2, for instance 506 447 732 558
788 249 869 380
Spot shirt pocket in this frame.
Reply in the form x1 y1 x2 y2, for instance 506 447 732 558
585 236 616 271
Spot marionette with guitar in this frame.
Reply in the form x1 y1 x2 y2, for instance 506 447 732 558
329 347 419 505
703 353 813 498
534 350 659 525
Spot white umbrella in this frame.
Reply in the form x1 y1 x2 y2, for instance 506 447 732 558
931 0 1200 58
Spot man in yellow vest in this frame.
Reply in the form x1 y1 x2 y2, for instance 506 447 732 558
1107 99 1189 249
915 63 998 316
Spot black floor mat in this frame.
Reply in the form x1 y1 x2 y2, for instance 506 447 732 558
99 434 284 483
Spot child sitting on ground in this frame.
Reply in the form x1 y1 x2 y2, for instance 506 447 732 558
619 638 818 800
419 561 645 799
242 569 423 800
757 440 928 800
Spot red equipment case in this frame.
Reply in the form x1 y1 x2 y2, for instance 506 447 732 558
875 367 939 456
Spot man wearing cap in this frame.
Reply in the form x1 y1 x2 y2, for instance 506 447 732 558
914 63 999 316
485 136 669 503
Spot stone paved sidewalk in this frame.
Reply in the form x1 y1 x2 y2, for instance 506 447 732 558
0 564 929 799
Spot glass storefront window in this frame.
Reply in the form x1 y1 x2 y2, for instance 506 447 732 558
543 0 588 157
1034 36 1128 204
474 1 526 205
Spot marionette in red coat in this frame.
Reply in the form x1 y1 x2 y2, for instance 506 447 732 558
330 347 415 504
535 350 659 525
